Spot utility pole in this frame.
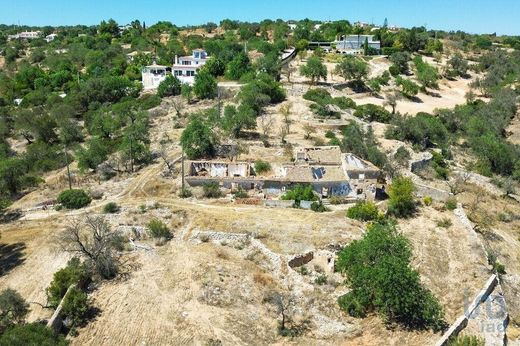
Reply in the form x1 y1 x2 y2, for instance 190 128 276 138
181 146 185 194
64 143 72 190
217 86 221 117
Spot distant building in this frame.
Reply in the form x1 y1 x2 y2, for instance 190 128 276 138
45 33 58 42
126 51 151 62
8 31 42 40
141 63 170 90
335 35 381 55
288 23 297 30
172 49 208 85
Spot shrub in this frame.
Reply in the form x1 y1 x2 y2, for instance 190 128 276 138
448 335 485 346
281 184 318 206
386 113 449 150
147 219 172 240
332 96 356 110
394 146 411 167
310 103 340 118
347 201 381 221
0 323 68 346
103 202 120 214
254 160 272 174
157 75 182 98
61 287 89 327
203 182 223 198
57 189 91 209
178 187 192 198
303 88 331 103
311 201 329 212
299 266 309 275
336 221 446 330
0 289 29 333
395 76 420 98
314 275 327 285
387 176 416 217
435 217 453 228
233 187 248 198
445 197 457 210
423 196 433 206
47 257 90 308
354 104 392 123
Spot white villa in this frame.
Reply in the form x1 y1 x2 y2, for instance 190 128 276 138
172 49 208 85
8 31 42 40
45 34 58 42
141 63 170 90
335 35 381 55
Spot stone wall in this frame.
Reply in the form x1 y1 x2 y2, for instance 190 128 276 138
47 284 76 332
263 200 294 208
415 183 452 201
435 275 500 346
409 152 433 173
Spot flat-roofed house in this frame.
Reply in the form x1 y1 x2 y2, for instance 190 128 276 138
172 49 208 85
142 63 170 90
335 35 381 55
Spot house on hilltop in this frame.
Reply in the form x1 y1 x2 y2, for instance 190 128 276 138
141 63 170 90
173 49 208 85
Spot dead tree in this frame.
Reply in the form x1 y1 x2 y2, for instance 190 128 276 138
266 291 295 333
258 113 274 146
58 216 124 279
279 103 292 135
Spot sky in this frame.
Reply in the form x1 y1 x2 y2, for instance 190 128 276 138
1 0 519 36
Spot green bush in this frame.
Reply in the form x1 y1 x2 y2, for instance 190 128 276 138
0 323 68 346
385 113 449 150
347 201 381 221
281 184 318 206
303 88 331 104
0 289 29 333
157 75 181 98
137 94 161 109
445 197 457 210
57 189 91 209
61 287 89 327
203 182 223 198
332 96 356 110
103 202 120 214
448 335 485 346
254 160 272 174
314 274 327 285
336 221 446 330
147 219 172 240
388 177 416 217
354 104 392 123
311 201 329 213
178 187 192 198
233 187 248 198
47 258 90 308
423 196 433 206
310 103 340 118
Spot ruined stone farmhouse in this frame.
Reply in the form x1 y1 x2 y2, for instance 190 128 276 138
185 146 383 199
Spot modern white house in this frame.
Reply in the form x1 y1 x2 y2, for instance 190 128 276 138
8 31 42 40
141 63 170 90
172 49 208 85
335 35 381 55
45 33 58 42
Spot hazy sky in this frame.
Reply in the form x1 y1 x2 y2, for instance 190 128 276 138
1 0 519 35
